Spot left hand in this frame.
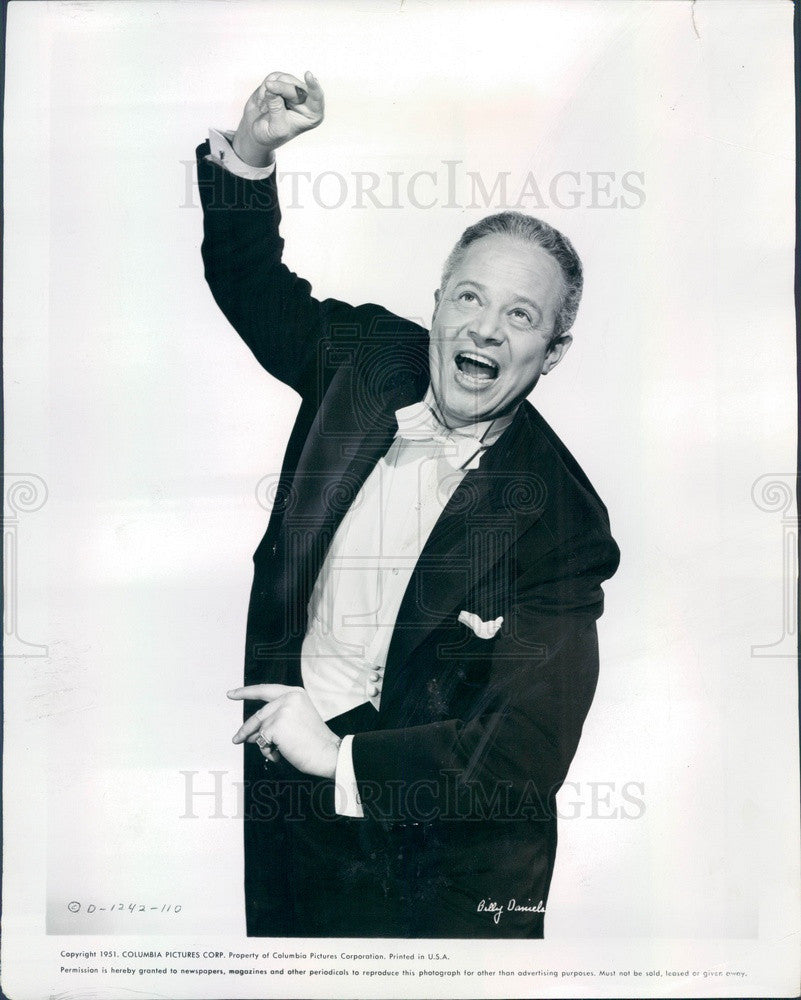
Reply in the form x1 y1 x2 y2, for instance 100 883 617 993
227 684 341 779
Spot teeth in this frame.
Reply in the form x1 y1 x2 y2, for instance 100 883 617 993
456 352 499 373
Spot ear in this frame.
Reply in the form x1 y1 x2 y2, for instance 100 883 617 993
432 288 441 323
541 333 572 374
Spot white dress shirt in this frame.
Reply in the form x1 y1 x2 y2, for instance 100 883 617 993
208 129 516 816
301 391 513 719
309 392 514 816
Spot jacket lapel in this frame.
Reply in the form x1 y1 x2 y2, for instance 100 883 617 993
282 356 428 614
378 404 554 714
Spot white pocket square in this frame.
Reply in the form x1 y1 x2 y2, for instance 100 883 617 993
458 610 503 639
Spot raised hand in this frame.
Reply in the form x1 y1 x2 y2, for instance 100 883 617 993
232 70 324 167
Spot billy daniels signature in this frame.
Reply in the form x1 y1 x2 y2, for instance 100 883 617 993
477 898 546 925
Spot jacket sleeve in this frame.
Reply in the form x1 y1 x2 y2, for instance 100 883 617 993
196 140 367 401
350 529 620 823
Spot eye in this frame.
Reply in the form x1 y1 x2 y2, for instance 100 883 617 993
509 308 532 324
458 290 479 304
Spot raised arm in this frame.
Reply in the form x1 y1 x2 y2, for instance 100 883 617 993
197 72 359 399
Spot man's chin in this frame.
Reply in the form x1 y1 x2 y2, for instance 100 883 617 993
438 393 498 428
433 372 521 426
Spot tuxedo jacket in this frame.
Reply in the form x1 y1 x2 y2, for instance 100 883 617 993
197 143 620 938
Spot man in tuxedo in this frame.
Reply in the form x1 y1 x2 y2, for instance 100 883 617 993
197 70 620 938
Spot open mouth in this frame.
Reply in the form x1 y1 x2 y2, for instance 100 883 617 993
454 351 499 382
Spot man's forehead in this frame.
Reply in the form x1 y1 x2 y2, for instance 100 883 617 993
449 234 563 297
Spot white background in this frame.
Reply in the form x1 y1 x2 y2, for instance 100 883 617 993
3 0 798 997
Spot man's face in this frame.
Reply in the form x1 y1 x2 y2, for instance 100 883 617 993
428 233 572 427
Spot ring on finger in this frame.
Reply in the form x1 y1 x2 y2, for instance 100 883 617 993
255 732 275 753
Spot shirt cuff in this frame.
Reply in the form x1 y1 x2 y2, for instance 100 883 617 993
206 128 277 180
334 735 364 818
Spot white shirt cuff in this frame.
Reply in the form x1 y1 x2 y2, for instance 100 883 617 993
334 734 364 818
206 128 277 180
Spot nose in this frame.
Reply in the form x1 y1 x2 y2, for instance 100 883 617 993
468 306 504 346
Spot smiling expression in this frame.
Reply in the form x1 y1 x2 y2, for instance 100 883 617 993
428 233 572 428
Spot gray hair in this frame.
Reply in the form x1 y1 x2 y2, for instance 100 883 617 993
440 212 583 341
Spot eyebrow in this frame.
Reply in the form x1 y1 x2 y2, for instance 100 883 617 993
453 280 543 318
